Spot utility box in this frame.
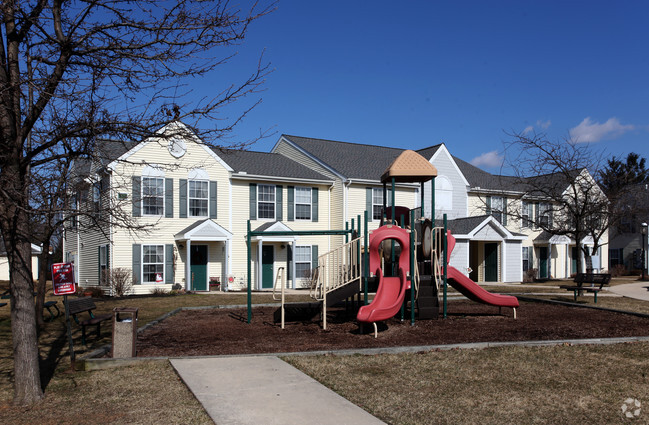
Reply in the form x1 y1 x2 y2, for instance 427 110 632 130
111 307 138 358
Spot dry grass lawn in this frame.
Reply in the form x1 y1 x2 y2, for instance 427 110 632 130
286 342 649 425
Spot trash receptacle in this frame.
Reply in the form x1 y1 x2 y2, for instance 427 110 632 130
112 307 138 358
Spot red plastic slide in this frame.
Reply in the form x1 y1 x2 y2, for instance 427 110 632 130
445 230 519 308
446 266 519 308
357 225 411 324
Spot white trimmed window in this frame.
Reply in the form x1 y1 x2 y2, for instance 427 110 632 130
521 201 533 228
435 176 453 211
189 180 209 217
99 245 108 284
538 202 551 228
142 245 164 284
522 246 530 271
295 187 312 220
294 246 312 282
372 188 392 220
490 196 504 223
258 184 275 219
142 177 164 216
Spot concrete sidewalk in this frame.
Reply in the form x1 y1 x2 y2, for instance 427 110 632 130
171 356 386 425
607 282 649 302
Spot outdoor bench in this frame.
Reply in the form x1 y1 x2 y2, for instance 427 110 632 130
1 290 60 319
66 297 112 345
559 273 611 303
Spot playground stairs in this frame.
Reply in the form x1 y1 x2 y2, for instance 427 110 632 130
416 275 440 319
325 280 361 307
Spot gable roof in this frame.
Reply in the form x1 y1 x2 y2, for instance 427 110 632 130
279 135 408 181
219 149 331 182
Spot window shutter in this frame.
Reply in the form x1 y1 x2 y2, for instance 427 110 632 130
312 187 319 222
132 176 141 217
287 245 292 280
165 244 174 284
106 244 110 272
366 188 373 221
165 178 173 218
276 185 283 221
209 181 217 219
132 244 141 285
98 246 101 284
312 245 318 269
287 186 294 221
502 199 507 226
486 196 492 215
535 202 540 226
179 179 187 218
249 183 257 220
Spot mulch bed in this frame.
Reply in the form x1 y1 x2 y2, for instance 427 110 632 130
135 300 649 357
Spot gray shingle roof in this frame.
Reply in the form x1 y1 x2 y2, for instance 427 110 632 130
281 135 411 181
435 215 491 235
218 149 331 181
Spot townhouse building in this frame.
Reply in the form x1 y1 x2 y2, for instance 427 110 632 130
63 122 607 293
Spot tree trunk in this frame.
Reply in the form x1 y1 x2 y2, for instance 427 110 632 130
8 235 44 404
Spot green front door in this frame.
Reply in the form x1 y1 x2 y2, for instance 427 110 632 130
571 247 578 274
191 245 208 291
539 247 549 279
484 243 498 282
262 245 274 289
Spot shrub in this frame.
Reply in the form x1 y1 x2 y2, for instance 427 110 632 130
150 287 169 296
610 264 627 277
104 268 133 297
523 268 537 283
78 286 104 298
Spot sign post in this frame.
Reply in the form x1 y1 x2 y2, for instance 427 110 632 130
52 263 77 370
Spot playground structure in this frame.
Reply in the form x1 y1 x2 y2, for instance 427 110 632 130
246 149 519 335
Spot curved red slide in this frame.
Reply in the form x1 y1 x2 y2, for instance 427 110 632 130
447 266 519 308
357 225 411 324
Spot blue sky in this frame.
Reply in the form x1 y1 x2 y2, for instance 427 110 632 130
200 0 649 173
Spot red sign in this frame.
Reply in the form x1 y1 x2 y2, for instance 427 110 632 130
52 263 76 295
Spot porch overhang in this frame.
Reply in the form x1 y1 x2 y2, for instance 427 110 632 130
251 221 299 243
174 219 233 242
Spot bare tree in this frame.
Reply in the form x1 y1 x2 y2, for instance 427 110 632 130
493 132 608 274
0 0 274 405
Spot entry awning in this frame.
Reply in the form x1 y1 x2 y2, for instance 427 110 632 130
252 221 298 243
175 219 232 242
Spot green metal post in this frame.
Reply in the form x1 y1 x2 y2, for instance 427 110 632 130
410 208 415 325
364 210 369 305
345 221 349 244
431 177 435 223
391 178 396 225
247 220 252 323
443 214 448 318
420 182 425 218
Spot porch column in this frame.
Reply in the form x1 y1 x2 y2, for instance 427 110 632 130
548 242 552 278
501 241 506 283
225 238 231 281
186 240 192 291
257 238 263 291
291 240 297 289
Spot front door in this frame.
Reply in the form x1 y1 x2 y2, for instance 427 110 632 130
191 245 208 291
539 247 548 279
484 243 498 282
571 247 578 274
262 245 274 289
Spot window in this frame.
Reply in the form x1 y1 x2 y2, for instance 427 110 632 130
295 187 312 220
189 180 209 217
93 182 101 216
294 246 312 281
372 188 392 221
490 196 504 223
522 201 532 228
142 245 164 283
522 247 530 272
538 202 551 228
258 184 275 219
142 177 164 215
70 194 78 228
435 176 453 211
99 245 108 284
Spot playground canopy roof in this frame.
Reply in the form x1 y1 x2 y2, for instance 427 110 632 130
381 149 438 183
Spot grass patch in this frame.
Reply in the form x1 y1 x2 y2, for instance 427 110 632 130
0 360 212 424
285 342 649 425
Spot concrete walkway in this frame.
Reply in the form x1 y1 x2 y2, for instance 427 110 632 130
607 282 649 302
171 356 386 425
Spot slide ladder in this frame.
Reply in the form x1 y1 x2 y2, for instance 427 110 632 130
310 236 363 330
